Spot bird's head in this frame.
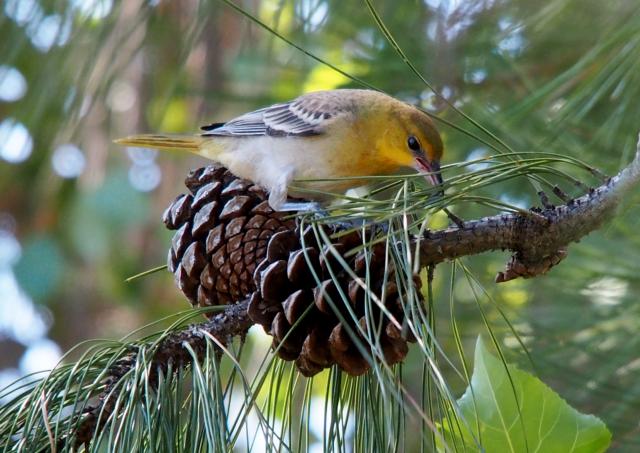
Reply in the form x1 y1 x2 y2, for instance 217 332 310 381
375 103 444 187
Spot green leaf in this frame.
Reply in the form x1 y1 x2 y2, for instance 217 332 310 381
441 337 611 453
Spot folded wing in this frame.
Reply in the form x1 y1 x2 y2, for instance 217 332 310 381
201 91 354 138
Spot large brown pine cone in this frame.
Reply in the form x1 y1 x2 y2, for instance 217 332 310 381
164 165 424 376
163 166 296 309
250 225 422 376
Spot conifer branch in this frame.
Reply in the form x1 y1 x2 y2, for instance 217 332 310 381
71 300 252 448
417 134 640 281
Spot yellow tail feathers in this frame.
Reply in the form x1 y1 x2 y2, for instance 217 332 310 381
114 134 207 152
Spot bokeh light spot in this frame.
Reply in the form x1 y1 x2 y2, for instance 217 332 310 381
4 0 42 27
498 33 525 55
0 66 27 102
582 277 628 307
465 147 490 172
127 147 158 165
497 18 525 56
52 144 86 179
107 80 137 112
0 119 33 164
0 231 21 268
0 271 49 343
465 68 487 84
19 339 62 374
295 0 328 32
128 162 162 192
70 0 113 20
27 14 72 52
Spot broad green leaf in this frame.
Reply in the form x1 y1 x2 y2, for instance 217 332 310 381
441 337 611 453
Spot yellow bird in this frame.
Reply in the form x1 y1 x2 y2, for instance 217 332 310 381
116 89 444 211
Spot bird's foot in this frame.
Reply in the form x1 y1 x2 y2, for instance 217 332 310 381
278 201 381 231
276 201 325 213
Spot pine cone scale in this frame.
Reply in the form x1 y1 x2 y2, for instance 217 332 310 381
192 201 219 237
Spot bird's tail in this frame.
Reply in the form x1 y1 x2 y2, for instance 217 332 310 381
114 134 207 153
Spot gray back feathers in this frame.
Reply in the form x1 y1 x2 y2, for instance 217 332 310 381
200 90 362 138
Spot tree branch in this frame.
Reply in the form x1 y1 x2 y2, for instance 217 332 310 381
417 134 640 281
72 299 252 448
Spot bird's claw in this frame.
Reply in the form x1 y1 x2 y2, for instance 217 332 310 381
277 201 325 213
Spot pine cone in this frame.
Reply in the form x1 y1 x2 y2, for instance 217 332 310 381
164 165 424 377
249 225 422 376
163 165 296 311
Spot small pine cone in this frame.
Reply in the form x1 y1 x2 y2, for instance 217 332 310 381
163 165 295 315
249 224 424 377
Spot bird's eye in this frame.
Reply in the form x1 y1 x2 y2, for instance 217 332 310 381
407 135 421 152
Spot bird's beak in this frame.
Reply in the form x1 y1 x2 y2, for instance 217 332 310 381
414 156 443 187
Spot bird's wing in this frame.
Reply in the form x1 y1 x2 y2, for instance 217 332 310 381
200 92 353 138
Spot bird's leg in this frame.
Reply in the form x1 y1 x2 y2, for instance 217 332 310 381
429 187 464 228
443 207 465 229
268 167 294 210
277 201 325 212
268 166 326 213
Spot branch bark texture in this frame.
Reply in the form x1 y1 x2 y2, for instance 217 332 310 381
417 135 640 281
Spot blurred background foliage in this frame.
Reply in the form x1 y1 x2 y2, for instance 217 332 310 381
0 0 639 450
